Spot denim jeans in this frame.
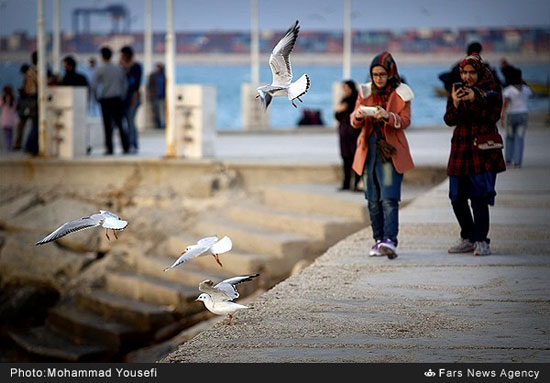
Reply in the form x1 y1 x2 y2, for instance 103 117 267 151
125 101 141 151
368 199 399 245
505 112 528 166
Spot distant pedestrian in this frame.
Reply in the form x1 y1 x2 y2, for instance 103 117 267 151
334 79 361 191
0 85 18 151
22 51 39 156
87 57 100 117
120 46 142 153
351 51 415 259
501 69 532 168
444 53 506 257
147 63 166 130
60 55 89 87
13 63 30 151
91 46 129 155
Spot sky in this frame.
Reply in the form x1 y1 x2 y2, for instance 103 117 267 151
1 0 550 36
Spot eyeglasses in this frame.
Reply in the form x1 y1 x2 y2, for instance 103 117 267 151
372 73 388 78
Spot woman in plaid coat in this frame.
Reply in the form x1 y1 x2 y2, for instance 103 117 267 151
444 53 506 256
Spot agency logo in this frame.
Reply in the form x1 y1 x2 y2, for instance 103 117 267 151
424 369 436 378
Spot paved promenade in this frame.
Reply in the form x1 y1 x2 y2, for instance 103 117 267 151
161 125 550 363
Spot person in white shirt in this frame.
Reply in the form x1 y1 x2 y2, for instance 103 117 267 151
501 69 532 168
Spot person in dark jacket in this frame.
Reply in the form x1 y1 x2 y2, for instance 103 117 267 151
439 42 501 93
334 79 361 191
120 46 143 153
444 53 506 256
60 56 89 87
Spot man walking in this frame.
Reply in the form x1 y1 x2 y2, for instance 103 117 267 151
120 45 142 153
91 46 129 155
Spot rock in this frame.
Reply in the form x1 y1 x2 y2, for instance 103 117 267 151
0 285 59 326
0 192 40 229
0 232 92 292
10 198 110 253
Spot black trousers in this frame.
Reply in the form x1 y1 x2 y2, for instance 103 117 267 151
99 97 129 154
342 155 361 190
451 197 490 243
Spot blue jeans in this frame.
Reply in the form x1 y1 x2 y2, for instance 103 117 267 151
364 133 403 245
505 112 528 166
368 199 399 245
125 101 141 150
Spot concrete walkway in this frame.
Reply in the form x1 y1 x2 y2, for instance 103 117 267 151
161 126 550 363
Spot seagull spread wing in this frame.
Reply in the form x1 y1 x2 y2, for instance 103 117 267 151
197 235 219 248
214 274 260 300
164 245 209 271
35 216 102 245
210 236 232 255
199 279 234 301
269 20 300 87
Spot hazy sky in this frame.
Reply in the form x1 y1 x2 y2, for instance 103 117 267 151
1 0 549 36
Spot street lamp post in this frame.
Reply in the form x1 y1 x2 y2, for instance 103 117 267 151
164 0 176 157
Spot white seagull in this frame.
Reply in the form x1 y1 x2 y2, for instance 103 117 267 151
163 235 232 271
35 210 128 245
256 20 310 109
195 273 260 325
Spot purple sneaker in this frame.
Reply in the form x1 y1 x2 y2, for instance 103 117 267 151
378 239 398 259
369 240 383 256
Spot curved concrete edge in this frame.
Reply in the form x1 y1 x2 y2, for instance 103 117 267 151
161 162 550 363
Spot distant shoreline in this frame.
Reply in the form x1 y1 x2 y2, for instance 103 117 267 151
2 52 549 66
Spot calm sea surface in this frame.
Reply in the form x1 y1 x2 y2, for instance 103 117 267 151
0 62 548 129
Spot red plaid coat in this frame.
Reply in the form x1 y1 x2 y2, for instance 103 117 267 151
444 82 506 176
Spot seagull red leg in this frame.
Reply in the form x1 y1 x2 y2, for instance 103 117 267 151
212 253 223 267
105 229 110 240
227 314 233 325
113 230 119 240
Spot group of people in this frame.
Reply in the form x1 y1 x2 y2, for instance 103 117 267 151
0 46 166 155
334 42 532 260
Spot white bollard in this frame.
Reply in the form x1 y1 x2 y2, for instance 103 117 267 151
173 85 216 158
45 86 87 158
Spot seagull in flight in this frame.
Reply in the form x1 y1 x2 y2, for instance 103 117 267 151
195 273 260 325
164 235 232 271
256 20 310 109
35 210 128 245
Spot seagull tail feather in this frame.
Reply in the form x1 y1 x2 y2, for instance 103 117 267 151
288 74 310 102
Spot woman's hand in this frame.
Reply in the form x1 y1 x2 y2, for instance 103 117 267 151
459 87 475 102
355 108 365 119
374 105 389 121
451 84 464 108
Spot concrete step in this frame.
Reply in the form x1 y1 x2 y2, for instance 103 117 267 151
104 271 202 314
8 326 109 362
77 288 175 332
193 217 324 269
46 303 142 352
160 235 276 276
226 201 364 241
262 184 369 221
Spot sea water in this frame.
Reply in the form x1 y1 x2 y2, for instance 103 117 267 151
0 62 547 130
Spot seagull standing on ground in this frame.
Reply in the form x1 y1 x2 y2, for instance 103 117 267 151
195 274 260 325
163 235 232 271
35 210 128 245
256 20 310 109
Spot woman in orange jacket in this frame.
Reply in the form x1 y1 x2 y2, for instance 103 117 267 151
350 51 414 259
